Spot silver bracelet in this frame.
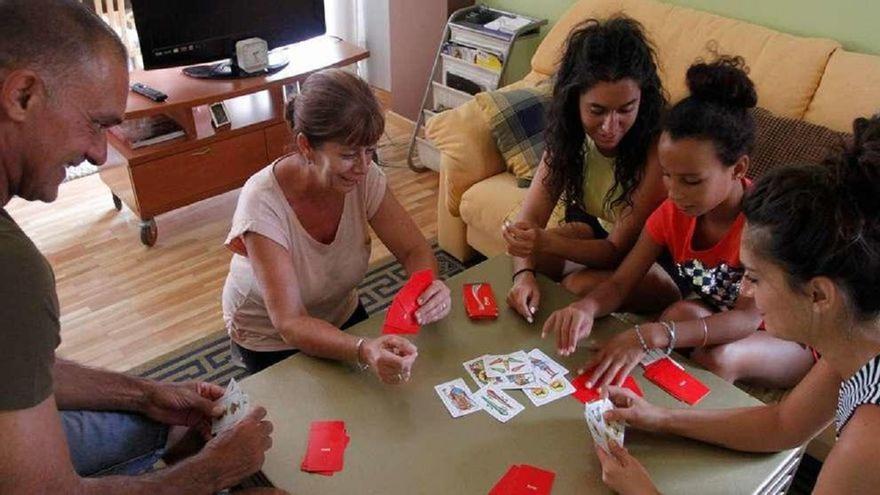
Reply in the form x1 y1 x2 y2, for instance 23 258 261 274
633 324 649 352
355 337 369 371
659 321 676 356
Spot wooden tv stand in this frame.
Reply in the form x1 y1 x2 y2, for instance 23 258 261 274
101 36 369 246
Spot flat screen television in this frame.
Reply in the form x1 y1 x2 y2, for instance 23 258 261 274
131 0 326 79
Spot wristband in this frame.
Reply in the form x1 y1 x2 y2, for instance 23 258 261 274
512 268 536 282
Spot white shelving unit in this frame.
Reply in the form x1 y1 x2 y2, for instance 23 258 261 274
406 5 546 172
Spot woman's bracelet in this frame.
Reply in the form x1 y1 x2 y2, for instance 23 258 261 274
355 337 369 371
699 317 709 348
633 324 649 352
659 321 677 356
512 268 536 282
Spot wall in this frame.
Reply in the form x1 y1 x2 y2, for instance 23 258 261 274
361 0 391 91
481 0 880 56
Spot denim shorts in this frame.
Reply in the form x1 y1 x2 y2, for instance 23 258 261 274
61 409 169 477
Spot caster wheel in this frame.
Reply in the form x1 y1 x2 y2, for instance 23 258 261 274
140 219 158 247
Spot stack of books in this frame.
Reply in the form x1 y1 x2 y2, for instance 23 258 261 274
110 114 185 149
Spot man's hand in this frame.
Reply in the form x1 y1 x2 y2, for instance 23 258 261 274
200 407 274 491
141 381 225 434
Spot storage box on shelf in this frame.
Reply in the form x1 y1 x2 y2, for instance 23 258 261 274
406 6 545 172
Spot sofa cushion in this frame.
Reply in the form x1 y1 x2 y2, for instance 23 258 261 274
529 0 839 118
750 107 850 180
803 49 880 133
475 84 553 188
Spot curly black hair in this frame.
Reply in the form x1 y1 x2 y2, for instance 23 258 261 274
543 16 666 213
663 55 757 165
743 115 880 320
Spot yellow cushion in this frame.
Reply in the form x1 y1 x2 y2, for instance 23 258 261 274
803 49 880 133
530 0 840 118
426 80 539 217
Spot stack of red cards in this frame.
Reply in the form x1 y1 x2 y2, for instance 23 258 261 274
383 269 434 334
490 464 555 495
463 283 499 320
571 366 644 404
300 421 350 476
643 357 709 405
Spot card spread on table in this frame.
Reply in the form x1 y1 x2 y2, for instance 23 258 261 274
434 378 482 418
523 376 576 407
584 398 624 452
463 282 499 319
463 355 505 388
489 464 556 495
497 371 541 390
211 378 251 435
643 357 710 405
571 366 644 404
300 420 350 475
382 269 434 335
474 386 524 423
527 348 569 384
484 351 534 378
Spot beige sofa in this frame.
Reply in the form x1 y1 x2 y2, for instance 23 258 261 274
427 0 880 263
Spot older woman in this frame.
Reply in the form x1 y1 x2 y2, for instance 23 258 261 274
594 115 880 493
222 69 451 382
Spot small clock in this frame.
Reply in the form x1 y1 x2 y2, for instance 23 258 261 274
235 37 269 74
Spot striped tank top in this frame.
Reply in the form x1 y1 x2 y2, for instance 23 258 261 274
836 354 880 436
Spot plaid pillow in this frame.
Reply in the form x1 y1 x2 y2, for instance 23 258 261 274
750 107 850 179
475 84 553 187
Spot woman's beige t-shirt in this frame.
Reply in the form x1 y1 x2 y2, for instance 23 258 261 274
222 159 387 352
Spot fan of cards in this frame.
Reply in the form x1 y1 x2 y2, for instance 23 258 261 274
433 349 576 423
211 378 251 435
584 398 625 452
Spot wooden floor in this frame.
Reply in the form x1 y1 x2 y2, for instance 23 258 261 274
6 108 437 372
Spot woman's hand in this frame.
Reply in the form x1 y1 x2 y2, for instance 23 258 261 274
415 280 451 325
502 221 544 258
541 303 595 356
360 335 419 385
579 327 649 389
507 273 541 323
595 441 660 495
604 386 669 434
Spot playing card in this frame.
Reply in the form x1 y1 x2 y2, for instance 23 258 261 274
523 376 576 407
527 348 569 384
644 357 710 405
463 282 499 319
463 355 505 388
434 378 482 418
301 421 350 475
490 464 556 495
211 378 251 435
496 371 541 390
571 366 644 404
484 351 534 378
474 386 524 423
584 398 624 452
382 269 434 335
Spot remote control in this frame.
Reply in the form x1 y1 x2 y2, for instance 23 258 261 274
131 82 168 102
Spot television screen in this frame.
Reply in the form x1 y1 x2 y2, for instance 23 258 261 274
132 0 326 71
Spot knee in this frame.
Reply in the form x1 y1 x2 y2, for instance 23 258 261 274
659 300 711 322
561 270 604 297
692 344 741 382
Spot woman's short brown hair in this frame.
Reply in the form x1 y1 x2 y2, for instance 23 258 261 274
285 68 384 149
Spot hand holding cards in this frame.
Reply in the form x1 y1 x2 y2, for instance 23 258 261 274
212 378 251 435
584 398 625 452
383 269 434 334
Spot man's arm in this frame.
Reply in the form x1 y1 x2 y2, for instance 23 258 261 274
0 395 272 494
52 358 151 411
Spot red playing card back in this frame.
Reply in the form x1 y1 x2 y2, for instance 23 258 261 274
463 283 499 320
382 269 435 334
571 367 644 403
643 357 710 405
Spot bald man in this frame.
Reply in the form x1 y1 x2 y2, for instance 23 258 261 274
0 1 278 493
